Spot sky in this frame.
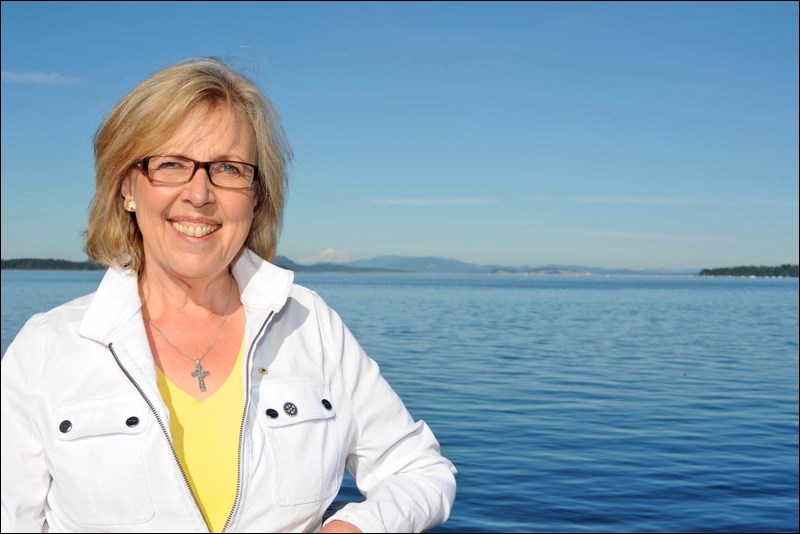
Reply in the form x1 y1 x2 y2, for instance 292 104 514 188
1 2 798 270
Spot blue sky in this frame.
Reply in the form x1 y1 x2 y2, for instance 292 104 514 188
2 2 798 270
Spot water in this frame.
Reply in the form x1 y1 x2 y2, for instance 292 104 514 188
2 270 798 532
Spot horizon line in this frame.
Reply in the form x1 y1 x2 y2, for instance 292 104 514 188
3 255 797 273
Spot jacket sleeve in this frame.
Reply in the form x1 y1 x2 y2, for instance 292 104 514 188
1 317 50 533
314 294 457 533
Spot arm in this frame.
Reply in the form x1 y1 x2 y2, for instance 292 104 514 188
315 295 457 534
1 320 50 532
320 519 362 533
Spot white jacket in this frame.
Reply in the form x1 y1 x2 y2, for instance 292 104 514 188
1 250 456 533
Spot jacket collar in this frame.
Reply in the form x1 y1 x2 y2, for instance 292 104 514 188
232 248 294 317
78 248 295 345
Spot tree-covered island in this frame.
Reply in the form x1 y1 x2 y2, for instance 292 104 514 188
698 264 798 278
1 258 104 270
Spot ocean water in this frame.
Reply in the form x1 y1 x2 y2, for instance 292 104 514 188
2 270 798 532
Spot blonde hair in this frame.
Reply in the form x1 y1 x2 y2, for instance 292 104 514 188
84 57 292 271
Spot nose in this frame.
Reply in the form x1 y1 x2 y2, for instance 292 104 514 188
182 165 214 206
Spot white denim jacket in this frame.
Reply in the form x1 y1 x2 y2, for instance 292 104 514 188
1 250 457 532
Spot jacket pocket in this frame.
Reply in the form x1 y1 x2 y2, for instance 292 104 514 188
51 395 154 525
257 381 342 505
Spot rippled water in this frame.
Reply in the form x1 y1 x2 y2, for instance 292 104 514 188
2 270 798 532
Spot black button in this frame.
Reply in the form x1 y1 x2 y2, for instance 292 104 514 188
59 420 72 433
266 408 279 419
283 402 298 416
321 399 332 410
126 416 139 427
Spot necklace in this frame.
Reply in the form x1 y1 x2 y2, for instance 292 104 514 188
146 275 234 392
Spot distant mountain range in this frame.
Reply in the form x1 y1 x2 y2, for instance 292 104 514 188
272 256 401 274
5 256 778 277
273 255 699 275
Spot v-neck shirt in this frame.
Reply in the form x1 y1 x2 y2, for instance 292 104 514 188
155 339 245 532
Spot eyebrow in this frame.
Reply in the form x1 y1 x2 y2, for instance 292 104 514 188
161 153 255 163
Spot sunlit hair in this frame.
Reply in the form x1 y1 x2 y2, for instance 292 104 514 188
84 57 292 272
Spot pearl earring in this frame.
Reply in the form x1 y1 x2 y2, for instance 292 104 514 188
126 200 136 212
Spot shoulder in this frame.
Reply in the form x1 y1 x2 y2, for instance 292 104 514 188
23 292 96 334
2 293 95 384
286 283 342 325
287 283 326 308
33 291 96 320
266 283 350 351
2 292 96 366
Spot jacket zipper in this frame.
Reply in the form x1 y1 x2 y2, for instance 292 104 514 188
109 343 211 533
222 310 275 532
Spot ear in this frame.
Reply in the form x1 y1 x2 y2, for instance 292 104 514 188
121 172 135 199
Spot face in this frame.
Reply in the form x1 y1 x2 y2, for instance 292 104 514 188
121 105 257 282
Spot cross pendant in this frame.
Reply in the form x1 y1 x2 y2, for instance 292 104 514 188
191 360 211 392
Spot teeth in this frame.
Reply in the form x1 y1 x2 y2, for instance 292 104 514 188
172 222 219 238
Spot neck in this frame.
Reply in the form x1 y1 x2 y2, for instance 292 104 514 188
140 270 236 322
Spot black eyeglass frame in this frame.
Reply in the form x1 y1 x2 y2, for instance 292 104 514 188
136 155 259 189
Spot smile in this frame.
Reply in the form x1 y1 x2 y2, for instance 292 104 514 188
171 222 220 238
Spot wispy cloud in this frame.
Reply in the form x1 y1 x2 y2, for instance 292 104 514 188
362 198 500 206
565 195 798 207
1 71 81 84
579 229 727 242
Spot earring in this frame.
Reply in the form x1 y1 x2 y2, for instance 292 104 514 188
126 200 136 212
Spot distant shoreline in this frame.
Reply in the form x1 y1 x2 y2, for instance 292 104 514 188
1 258 797 277
1 259 103 271
698 265 798 278
0 257 399 275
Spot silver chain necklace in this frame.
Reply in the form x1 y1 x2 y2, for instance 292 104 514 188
146 275 234 392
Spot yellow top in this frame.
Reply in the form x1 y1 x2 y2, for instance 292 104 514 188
156 341 245 532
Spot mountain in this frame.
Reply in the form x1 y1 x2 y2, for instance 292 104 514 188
342 256 696 275
272 256 399 274
0 255 699 275
346 255 485 273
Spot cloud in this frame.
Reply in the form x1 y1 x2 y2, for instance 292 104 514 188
1 71 81 84
579 229 724 242
362 198 500 206
567 196 708 206
565 195 798 207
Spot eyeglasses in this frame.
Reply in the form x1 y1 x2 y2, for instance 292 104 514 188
137 155 258 189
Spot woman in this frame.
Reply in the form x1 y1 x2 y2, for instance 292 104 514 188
1 58 456 533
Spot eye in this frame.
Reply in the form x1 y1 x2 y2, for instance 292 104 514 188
214 162 244 176
153 157 191 172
